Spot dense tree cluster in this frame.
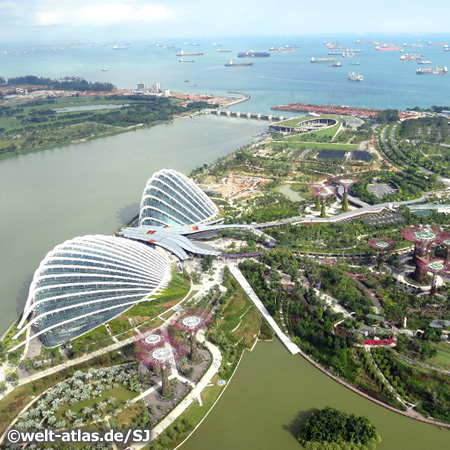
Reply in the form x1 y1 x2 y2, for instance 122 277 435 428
298 407 381 450
351 169 439 204
5 75 116 92
375 109 399 123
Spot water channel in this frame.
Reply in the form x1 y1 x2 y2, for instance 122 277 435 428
0 115 267 335
181 340 449 450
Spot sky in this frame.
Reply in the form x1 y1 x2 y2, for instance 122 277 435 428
1 0 450 42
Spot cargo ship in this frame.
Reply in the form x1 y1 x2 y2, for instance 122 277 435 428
355 40 377 44
416 66 448 74
269 46 295 51
179 58 194 62
400 53 421 60
176 50 204 56
418 60 431 64
428 42 447 45
375 45 399 51
217 49 232 52
225 60 253 67
329 62 342 67
311 57 337 63
348 72 364 81
342 51 360 58
237 51 270 57
328 51 344 55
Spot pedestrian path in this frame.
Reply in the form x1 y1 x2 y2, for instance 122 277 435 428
229 265 300 355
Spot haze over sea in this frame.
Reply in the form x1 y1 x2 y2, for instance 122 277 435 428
2 34 450 112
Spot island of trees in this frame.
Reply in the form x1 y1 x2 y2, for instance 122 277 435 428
298 407 381 450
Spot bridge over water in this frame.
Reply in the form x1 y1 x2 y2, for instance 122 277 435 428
206 109 284 122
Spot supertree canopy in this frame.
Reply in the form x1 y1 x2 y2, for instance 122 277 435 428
308 184 335 218
400 225 450 282
332 178 358 212
175 309 214 362
135 329 185 398
368 238 396 269
416 258 450 296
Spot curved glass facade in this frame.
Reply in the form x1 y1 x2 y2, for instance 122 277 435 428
139 169 219 227
15 236 171 348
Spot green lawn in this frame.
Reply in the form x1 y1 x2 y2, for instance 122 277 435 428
426 342 450 370
272 141 358 150
285 121 341 141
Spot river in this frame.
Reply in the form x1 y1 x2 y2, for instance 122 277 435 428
0 115 268 335
181 340 449 450
181 340 450 450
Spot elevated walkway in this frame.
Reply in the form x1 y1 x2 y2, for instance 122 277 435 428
229 265 300 355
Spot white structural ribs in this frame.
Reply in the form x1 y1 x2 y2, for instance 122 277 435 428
139 169 219 227
14 235 171 349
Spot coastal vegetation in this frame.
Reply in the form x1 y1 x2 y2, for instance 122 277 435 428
297 407 381 450
0 95 215 158
3 75 115 92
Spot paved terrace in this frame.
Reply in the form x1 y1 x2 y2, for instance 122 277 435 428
229 265 301 355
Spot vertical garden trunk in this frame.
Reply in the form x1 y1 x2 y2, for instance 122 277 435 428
430 273 437 296
413 244 427 282
320 200 327 218
190 330 198 361
342 190 349 212
161 364 170 397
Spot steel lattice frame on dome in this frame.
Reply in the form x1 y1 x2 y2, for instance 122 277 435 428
10 235 171 352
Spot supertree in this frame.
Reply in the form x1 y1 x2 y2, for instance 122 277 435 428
175 309 214 362
368 238 396 270
332 178 358 212
400 225 450 282
442 239 450 264
416 258 450 296
308 183 335 218
135 329 185 398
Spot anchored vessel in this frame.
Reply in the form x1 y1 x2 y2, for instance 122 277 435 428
225 60 253 67
237 51 270 57
311 57 337 63
416 66 448 74
176 50 204 56
348 72 364 81
401 53 422 60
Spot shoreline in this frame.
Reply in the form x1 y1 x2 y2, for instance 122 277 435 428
0 90 248 162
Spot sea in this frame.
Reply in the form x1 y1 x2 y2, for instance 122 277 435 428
1 34 450 112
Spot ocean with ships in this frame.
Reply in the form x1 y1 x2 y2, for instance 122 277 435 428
1 34 450 113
